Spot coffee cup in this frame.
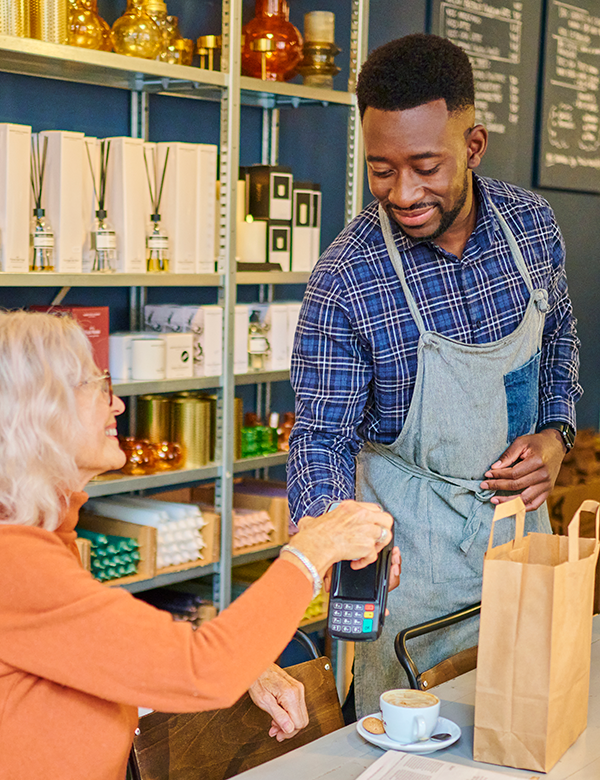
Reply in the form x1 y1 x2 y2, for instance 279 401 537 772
379 689 440 744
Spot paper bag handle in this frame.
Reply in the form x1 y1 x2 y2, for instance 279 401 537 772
568 499 600 563
487 497 526 553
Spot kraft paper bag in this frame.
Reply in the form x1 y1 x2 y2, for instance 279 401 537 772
473 496 599 773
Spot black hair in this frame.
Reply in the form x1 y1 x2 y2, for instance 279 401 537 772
356 34 475 119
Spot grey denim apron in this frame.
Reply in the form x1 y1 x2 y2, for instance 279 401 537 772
353 203 552 717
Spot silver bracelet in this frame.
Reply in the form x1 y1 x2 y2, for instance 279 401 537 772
280 544 322 600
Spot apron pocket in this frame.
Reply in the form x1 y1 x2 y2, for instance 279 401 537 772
503 351 541 444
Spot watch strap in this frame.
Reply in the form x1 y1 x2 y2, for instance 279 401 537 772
540 422 576 452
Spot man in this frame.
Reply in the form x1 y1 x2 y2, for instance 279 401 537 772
287 33 581 718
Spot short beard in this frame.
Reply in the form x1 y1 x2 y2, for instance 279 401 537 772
391 167 469 244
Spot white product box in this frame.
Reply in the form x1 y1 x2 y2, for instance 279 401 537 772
143 304 223 378
143 303 176 334
269 170 293 221
0 123 30 272
235 178 267 263
131 338 166 380
268 223 291 271
292 186 313 272
157 332 194 379
109 331 155 380
251 303 289 370
109 331 133 380
82 136 99 273
287 303 302 364
104 136 149 273
40 130 84 273
156 142 198 274
234 304 249 374
196 144 218 272
191 305 222 377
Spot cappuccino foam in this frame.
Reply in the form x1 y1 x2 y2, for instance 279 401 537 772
381 690 439 708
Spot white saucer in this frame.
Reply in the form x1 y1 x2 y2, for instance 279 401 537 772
357 714 461 754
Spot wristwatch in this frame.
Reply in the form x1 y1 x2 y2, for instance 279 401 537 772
539 422 576 452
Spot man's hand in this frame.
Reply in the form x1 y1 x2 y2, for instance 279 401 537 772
480 429 567 510
248 663 309 741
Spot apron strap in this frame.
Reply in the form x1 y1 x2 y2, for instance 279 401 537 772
489 202 535 294
379 203 427 335
370 441 495 502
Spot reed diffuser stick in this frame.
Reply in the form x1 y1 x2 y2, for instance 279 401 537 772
30 134 48 210
143 146 170 217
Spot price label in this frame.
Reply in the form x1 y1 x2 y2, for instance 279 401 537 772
249 336 268 354
93 230 117 251
32 232 54 249
147 235 169 250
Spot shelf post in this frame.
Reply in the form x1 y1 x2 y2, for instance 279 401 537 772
215 0 242 611
345 0 370 225
130 89 149 141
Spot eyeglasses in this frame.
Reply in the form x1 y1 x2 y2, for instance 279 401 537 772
77 370 113 406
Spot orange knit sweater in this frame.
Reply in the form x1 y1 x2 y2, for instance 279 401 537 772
0 493 312 780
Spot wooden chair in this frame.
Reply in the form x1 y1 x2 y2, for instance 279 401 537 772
128 645 343 780
394 603 481 691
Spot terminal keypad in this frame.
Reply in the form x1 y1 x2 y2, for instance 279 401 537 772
331 602 377 635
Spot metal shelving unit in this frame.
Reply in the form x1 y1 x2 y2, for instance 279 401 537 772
119 562 220 593
113 369 289 397
0 0 369 609
114 376 221 397
86 463 220 497
0 272 222 287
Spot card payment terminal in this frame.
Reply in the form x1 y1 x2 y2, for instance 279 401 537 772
326 503 393 641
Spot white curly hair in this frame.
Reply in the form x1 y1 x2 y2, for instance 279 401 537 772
0 310 98 530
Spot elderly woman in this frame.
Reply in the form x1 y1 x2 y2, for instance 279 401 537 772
0 310 399 780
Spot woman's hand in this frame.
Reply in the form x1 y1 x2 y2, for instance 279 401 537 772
248 663 308 741
282 500 394 581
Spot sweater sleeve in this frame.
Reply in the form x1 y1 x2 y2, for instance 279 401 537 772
0 526 312 712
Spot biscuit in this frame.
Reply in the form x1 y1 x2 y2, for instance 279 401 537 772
363 717 385 734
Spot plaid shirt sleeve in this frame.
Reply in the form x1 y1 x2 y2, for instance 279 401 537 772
537 211 581 431
287 268 371 523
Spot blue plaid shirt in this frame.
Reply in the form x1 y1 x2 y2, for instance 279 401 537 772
287 175 582 523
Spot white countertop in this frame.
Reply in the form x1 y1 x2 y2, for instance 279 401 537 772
234 618 600 780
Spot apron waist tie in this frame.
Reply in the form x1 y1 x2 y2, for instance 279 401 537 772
369 442 496 553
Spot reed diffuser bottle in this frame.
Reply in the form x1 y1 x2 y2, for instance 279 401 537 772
86 140 117 273
30 135 54 272
143 145 170 272
248 309 271 370
241 0 303 82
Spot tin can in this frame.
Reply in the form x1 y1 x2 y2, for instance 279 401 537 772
30 0 68 43
136 394 171 444
171 396 211 467
0 0 30 37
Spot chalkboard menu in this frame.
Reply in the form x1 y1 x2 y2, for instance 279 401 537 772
538 0 600 192
430 0 535 184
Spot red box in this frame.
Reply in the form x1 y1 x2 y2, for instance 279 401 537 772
30 306 109 371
